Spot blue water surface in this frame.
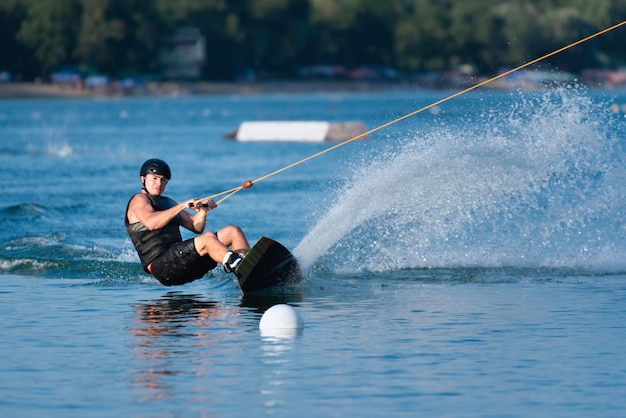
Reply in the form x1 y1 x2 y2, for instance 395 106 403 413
1 85 626 417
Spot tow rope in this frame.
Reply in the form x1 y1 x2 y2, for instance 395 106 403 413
201 19 626 207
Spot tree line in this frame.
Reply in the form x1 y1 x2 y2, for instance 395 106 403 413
1 0 625 82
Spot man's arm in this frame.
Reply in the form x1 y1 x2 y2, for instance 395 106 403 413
180 199 217 233
127 194 191 231
183 208 207 233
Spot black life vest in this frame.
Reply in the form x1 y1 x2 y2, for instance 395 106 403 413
125 193 183 273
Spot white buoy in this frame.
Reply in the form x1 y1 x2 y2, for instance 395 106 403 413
259 304 304 331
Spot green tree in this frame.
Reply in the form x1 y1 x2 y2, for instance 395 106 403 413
0 0 35 79
448 1 510 72
495 2 547 65
495 2 604 72
309 0 400 68
17 0 82 77
92 0 163 76
75 0 124 73
394 0 453 71
541 7 598 72
2 0 626 82
240 0 311 76
597 1 626 66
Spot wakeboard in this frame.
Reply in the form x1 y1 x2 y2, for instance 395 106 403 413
235 236 302 293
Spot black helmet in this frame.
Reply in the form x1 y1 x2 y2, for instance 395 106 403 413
140 159 171 179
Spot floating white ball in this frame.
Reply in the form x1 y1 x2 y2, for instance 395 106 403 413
259 304 304 330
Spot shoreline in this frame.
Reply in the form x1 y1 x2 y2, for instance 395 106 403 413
0 80 411 99
1 77 621 100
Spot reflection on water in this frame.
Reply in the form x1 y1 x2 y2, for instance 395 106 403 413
131 291 222 337
127 289 304 401
128 292 233 400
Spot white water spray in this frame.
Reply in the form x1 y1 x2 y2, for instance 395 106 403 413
294 87 626 273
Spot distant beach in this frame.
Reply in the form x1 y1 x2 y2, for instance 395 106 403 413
2 69 624 100
0 80 408 99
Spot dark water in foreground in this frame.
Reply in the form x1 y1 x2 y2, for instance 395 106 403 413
1 86 626 417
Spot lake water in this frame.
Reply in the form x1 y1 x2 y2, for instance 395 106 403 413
1 85 625 417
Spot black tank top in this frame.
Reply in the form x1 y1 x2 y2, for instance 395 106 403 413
125 193 183 273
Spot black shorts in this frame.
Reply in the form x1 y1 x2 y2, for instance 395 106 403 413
150 239 217 286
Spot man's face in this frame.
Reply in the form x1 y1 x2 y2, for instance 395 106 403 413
143 174 168 195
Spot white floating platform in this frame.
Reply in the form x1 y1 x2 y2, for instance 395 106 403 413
227 121 367 142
